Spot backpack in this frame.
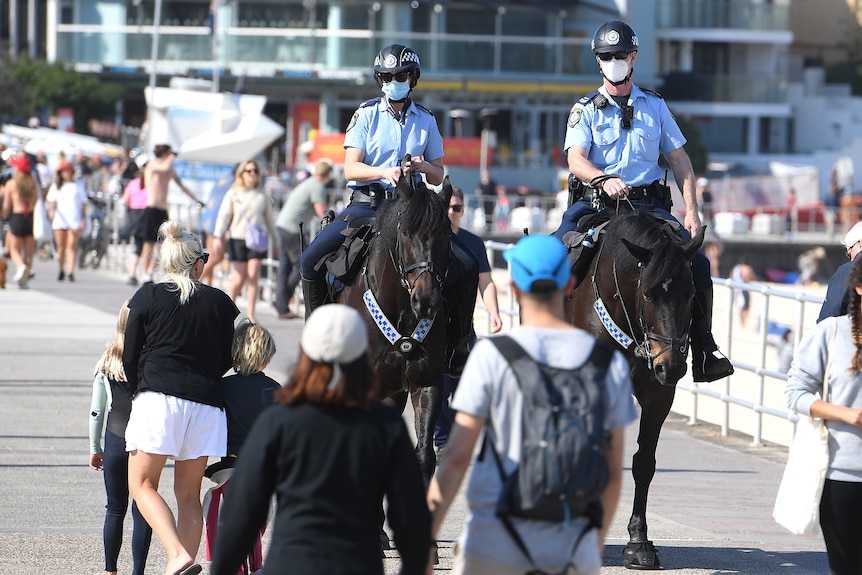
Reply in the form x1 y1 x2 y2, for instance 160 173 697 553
483 335 613 566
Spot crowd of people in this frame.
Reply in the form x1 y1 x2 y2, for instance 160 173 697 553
4 22 859 575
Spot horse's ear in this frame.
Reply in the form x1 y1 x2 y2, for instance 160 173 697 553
621 237 652 265
441 175 452 205
681 226 706 260
397 168 414 202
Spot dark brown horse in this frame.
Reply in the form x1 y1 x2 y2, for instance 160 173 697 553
336 171 453 484
565 209 704 569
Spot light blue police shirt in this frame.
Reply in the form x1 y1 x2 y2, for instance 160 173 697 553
343 97 444 189
563 84 686 187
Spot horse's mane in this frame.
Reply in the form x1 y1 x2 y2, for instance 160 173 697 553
375 185 449 246
605 211 688 291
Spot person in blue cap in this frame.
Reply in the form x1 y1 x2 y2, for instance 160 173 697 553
428 234 637 575
552 19 732 383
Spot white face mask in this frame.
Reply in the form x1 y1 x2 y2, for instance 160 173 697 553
600 59 630 84
381 80 411 101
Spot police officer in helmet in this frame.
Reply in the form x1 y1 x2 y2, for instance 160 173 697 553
299 44 445 317
553 20 733 383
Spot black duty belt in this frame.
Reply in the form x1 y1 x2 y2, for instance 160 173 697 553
350 184 398 207
350 189 374 205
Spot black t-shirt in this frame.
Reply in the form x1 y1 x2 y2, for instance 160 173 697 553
123 282 239 407
223 371 281 456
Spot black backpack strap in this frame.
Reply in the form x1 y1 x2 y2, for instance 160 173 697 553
485 335 539 567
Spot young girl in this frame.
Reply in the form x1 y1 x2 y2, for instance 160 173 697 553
204 320 279 575
46 160 87 281
88 300 153 575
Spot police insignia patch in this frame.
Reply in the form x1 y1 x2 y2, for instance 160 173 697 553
568 108 583 128
346 112 359 132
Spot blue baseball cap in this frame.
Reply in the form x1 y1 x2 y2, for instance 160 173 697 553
503 235 571 292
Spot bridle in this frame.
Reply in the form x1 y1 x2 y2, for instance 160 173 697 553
389 218 446 295
590 234 689 372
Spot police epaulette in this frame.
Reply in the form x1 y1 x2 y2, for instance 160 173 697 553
360 97 382 108
578 90 608 109
641 88 664 99
414 102 434 115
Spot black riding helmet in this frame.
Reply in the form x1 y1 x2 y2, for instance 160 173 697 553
373 44 421 89
591 20 639 55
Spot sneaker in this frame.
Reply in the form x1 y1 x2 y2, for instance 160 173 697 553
13 267 26 287
57 271 65 281
127 276 139 286
68 273 75 282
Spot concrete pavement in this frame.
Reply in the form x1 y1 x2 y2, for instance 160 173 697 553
0 254 830 574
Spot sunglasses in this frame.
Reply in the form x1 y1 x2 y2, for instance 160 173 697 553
449 204 464 213
377 72 411 83
597 51 632 61
198 252 210 264
847 241 860 259
244 167 259 174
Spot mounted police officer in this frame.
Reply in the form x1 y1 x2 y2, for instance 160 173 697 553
552 20 733 383
299 44 477 376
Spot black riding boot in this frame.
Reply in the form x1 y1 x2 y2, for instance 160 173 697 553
302 276 329 319
690 287 734 382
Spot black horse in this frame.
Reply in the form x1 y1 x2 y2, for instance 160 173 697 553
564 209 704 570
335 171 453 485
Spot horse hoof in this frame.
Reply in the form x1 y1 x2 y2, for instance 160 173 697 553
622 540 661 570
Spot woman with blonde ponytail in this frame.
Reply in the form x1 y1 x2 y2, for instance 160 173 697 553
123 220 239 575
786 255 862 575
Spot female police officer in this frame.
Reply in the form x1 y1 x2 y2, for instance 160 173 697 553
553 20 732 383
299 44 445 317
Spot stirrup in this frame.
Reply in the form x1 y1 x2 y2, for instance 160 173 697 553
693 349 734 382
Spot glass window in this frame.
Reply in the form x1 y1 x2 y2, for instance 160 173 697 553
500 8 546 37
445 6 494 35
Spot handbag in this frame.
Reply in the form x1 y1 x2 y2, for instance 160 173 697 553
234 195 268 252
772 320 836 535
33 196 52 242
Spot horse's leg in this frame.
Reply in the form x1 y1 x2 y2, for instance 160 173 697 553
623 383 675 570
376 390 408 552
411 382 442 565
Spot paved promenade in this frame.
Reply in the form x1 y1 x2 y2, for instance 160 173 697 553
0 255 830 574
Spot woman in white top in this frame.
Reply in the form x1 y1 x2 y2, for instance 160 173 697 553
212 160 278 320
46 159 88 282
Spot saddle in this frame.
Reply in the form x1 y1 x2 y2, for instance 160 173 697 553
315 217 376 297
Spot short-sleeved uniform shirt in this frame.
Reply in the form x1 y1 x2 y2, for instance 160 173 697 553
563 84 686 187
343 97 444 189
452 326 638 572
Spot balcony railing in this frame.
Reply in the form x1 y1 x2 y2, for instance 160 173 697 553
660 72 788 103
656 0 789 31
55 25 591 77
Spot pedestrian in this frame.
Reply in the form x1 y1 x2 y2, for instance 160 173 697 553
212 160 280 321
121 164 147 286
203 319 280 574
46 159 88 282
818 221 862 321
696 176 713 229
551 19 733 383
434 185 502 452
123 220 238 575
1 156 38 288
210 304 430 575
139 144 204 285
731 257 756 329
275 158 332 319
426 234 637 575
198 166 236 286
785 254 862 575
475 169 497 232
88 299 153 575
797 246 825 286
299 43 445 318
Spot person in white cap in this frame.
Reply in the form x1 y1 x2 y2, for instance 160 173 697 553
818 221 862 321
427 235 637 575
211 304 431 575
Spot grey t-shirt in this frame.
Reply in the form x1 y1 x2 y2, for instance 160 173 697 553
276 176 327 234
452 326 637 572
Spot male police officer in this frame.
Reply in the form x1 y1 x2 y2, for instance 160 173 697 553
553 20 732 383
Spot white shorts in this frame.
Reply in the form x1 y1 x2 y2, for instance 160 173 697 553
126 391 227 460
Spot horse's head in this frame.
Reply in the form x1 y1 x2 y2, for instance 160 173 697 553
384 165 451 319
608 213 703 386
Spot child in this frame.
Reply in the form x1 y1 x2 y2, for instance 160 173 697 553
88 300 153 575
204 319 280 575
